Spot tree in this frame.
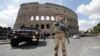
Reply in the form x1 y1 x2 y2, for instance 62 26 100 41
0 26 12 36
93 23 100 34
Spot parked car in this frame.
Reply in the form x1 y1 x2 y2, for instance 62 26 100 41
72 34 80 39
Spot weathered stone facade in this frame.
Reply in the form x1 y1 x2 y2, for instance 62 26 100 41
14 2 79 37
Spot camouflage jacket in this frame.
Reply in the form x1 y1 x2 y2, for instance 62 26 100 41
52 20 68 33
52 20 70 43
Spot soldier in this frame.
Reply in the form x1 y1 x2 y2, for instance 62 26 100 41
52 14 69 56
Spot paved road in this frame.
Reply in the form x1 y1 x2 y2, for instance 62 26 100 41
0 36 100 56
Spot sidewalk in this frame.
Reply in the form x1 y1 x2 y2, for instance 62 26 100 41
0 39 10 44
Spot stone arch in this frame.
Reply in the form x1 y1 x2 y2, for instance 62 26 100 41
51 16 55 20
46 16 50 20
41 16 45 20
52 33 55 35
36 24 39 28
30 16 34 21
41 24 44 29
44 32 47 37
47 33 50 36
46 24 50 29
36 16 39 20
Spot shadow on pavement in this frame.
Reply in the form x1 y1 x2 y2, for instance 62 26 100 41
11 41 47 49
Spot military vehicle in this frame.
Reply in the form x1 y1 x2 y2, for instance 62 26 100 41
9 26 40 47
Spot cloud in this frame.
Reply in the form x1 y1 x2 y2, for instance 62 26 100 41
15 0 19 2
78 19 97 31
0 23 7 27
0 0 66 28
76 0 100 15
0 5 19 28
89 13 100 22
76 0 100 31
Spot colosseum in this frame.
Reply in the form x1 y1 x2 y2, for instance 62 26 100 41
14 2 79 38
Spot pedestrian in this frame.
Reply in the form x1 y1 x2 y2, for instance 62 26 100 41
43 33 46 42
52 14 69 56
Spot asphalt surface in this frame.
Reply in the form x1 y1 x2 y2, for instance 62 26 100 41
0 36 100 56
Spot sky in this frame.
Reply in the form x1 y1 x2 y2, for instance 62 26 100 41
0 0 100 31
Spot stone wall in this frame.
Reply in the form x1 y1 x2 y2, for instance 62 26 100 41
14 2 79 37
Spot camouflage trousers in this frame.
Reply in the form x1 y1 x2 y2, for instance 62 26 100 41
54 31 66 56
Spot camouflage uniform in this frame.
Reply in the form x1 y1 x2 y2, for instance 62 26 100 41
52 20 68 56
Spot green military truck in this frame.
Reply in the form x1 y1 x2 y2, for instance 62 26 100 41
8 26 40 47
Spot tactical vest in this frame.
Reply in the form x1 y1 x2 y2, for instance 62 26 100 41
52 20 66 33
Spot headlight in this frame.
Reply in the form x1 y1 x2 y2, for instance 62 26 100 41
13 31 15 33
32 36 36 38
32 39 37 41
14 36 17 38
36 32 38 34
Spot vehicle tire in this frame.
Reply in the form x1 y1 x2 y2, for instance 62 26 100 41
34 40 39 45
10 39 19 47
